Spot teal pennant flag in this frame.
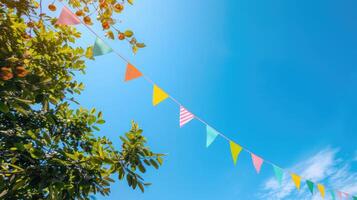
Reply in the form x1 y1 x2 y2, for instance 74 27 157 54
306 180 314 194
273 165 283 185
353 195 357 200
206 125 218 147
93 38 113 56
330 191 336 200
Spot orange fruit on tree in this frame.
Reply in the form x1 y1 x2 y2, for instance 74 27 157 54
114 3 124 12
0 67 13 81
83 16 92 25
118 33 125 40
99 2 108 9
75 10 84 16
48 4 56 11
15 66 29 78
102 21 110 30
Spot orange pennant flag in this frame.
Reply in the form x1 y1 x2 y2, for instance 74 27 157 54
124 63 142 81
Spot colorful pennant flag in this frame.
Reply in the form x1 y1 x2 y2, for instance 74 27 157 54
338 191 343 199
330 191 336 200
229 141 242 165
291 174 301 190
179 106 194 127
206 126 219 147
251 153 264 173
343 192 349 199
273 165 283 185
306 180 314 194
152 84 169 106
93 38 113 56
56 6 80 25
317 184 325 198
124 63 142 81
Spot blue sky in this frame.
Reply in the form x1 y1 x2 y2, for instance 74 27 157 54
60 0 357 199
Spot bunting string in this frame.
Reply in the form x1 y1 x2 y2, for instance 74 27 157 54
55 4 356 199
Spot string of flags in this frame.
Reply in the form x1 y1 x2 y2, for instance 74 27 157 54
56 5 357 200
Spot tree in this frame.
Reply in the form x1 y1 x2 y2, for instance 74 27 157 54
0 0 163 199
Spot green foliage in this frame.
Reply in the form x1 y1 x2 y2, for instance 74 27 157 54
0 1 162 199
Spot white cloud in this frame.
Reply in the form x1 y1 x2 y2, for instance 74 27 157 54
258 147 357 200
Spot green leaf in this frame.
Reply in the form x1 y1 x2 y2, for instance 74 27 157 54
49 96 58 105
14 98 33 104
132 45 138 54
0 101 9 113
136 43 146 48
96 119 105 124
26 130 37 140
127 174 132 186
138 164 146 173
85 46 94 59
92 125 100 131
157 157 163 165
98 111 103 118
29 148 43 159
106 31 115 40
149 159 159 169
124 30 133 37
138 182 144 193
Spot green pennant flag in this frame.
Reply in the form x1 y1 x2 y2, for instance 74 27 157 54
93 38 113 56
353 196 357 200
306 180 314 194
330 191 335 200
206 125 219 147
273 165 283 185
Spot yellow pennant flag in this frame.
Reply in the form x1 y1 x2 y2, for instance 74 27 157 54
229 141 242 165
152 84 169 106
317 184 325 198
291 174 301 190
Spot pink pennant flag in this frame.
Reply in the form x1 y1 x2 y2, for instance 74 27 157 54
251 153 264 173
179 106 194 127
56 6 80 25
338 191 343 199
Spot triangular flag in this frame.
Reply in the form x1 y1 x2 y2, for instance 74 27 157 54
251 153 264 173
124 63 142 81
56 6 80 25
343 192 349 199
306 180 314 194
179 106 194 127
330 191 336 200
229 141 242 165
206 126 219 147
291 174 301 190
338 191 343 199
93 38 113 56
317 184 325 198
273 165 283 185
152 84 169 106
353 195 357 200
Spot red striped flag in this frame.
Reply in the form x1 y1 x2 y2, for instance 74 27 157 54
180 106 194 127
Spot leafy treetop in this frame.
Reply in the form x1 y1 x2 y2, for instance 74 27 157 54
0 0 163 199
